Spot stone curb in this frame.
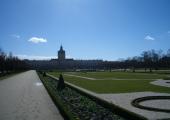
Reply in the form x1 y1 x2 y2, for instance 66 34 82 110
47 73 147 120
131 96 170 113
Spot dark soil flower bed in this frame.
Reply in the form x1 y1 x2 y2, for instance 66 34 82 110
59 87 124 120
40 74 125 120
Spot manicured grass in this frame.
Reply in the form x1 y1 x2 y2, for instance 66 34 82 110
64 71 168 80
163 76 170 80
48 71 170 93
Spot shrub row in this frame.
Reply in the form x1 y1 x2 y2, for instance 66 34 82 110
38 72 75 120
39 72 147 120
47 73 147 120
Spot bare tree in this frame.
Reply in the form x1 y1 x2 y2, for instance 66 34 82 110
0 49 6 74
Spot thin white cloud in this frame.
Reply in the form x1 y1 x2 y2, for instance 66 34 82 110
144 35 155 41
16 54 72 60
66 55 72 58
16 54 56 60
10 34 20 39
28 37 47 43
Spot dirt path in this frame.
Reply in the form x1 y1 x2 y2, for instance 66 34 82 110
64 73 96 80
0 70 63 120
64 73 152 80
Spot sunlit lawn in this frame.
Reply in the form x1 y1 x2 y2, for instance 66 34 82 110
48 71 170 93
66 71 168 79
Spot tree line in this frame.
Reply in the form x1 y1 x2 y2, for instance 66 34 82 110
26 49 170 71
104 49 170 72
0 49 28 75
2 48 169 72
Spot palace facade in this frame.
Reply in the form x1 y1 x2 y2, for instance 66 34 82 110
26 45 104 70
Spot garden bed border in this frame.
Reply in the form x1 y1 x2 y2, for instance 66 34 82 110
38 72 75 120
47 73 147 120
131 96 170 113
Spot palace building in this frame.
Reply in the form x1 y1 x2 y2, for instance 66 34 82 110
26 45 104 70
58 45 65 60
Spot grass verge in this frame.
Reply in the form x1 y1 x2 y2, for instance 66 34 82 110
163 76 170 80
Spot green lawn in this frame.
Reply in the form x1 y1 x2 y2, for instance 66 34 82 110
64 71 168 79
48 71 170 93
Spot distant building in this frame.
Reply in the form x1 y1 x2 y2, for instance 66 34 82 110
26 45 104 70
58 45 65 60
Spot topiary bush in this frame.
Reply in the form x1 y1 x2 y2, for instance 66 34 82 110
57 74 65 91
43 72 46 77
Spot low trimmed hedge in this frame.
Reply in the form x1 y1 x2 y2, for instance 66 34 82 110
38 72 75 120
47 73 147 120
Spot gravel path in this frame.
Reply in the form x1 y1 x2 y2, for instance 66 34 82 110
64 73 151 80
150 79 170 88
0 70 63 120
99 92 170 120
64 74 96 80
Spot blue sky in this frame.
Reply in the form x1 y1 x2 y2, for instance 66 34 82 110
0 0 170 60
